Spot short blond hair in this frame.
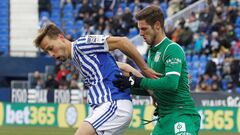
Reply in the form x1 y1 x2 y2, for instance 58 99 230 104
34 22 63 48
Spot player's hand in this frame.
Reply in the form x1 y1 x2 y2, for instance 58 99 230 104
113 73 142 90
142 68 162 79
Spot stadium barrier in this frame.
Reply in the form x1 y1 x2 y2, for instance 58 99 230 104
165 0 207 25
0 89 240 132
8 89 240 108
0 102 240 133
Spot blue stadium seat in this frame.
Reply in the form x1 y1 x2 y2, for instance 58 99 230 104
234 27 240 39
200 55 207 62
75 20 83 30
74 31 82 39
0 2 8 8
129 3 135 13
192 54 199 61
51 16 61 23
128 28 138 38
0 17 8 24
119 3 127 11
0 38 8 47
105 11 113 18
186 55 191 63
65 29 74 35
74 3 82 17
235 16 240 27
160 2 168 18
221 79 228 91
190 68 199 82
0 24 8 29
236 87 240 93
0 29 9 36
192 55 199 68
40 11 50 18
51 0 60 4
0 45 9 55
63 3 73 10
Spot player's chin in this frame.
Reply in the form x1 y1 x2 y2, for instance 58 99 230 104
60 58 67 62
56 57 67 62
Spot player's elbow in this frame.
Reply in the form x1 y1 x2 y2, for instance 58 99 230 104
164 75 179 91
118 37 129 49
165 83 178 91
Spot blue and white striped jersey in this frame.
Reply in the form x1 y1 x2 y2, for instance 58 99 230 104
71 35 131 106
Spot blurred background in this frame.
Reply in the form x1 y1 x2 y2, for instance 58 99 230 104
0 0 240 135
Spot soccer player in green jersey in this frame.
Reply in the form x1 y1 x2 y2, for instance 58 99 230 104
113 5 201 135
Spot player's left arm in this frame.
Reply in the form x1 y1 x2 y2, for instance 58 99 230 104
140 44 184 92
116 62 144 77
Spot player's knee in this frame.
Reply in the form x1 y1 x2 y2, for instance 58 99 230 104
74 121 96 135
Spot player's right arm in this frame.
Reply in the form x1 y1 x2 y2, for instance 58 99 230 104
140 44 184 92
116 61 152 96
107 36 160 79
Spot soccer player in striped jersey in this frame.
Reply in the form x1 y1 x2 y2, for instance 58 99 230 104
113 5 201 135
34 22 159 135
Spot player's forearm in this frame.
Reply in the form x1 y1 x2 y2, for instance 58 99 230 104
107 36 148 72
116 62 144 77
140 75 180 91
117 38 148 72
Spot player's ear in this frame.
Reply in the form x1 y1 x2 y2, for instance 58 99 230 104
58 34 65 42
154 21 161 30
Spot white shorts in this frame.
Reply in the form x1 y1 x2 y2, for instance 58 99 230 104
85 100 133 135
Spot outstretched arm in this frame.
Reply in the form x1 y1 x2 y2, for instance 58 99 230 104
116 62 143 77
107 36 161 79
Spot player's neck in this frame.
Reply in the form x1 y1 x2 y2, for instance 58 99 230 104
65 39 72 59
154 33 166 47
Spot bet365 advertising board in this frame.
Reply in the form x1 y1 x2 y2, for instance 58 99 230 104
0 102 240 133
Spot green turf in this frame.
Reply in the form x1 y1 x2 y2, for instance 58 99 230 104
0 126 239 135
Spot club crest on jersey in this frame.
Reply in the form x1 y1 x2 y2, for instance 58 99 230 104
154 52 161 62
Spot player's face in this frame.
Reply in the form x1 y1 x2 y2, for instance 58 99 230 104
40 35 68 62
138 20 157 47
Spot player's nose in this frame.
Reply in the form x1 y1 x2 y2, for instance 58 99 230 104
139 30 144 36
48 51 55 57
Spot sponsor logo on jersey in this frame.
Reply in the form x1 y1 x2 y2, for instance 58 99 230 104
174 122 186 134
166 58 182 65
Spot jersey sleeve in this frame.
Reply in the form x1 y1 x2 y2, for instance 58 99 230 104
163 44 184 77
140 44 185 91
73 35 109 54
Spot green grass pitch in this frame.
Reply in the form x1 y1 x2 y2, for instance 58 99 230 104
0 126 239 135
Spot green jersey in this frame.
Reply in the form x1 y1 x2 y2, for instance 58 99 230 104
140 37 198 117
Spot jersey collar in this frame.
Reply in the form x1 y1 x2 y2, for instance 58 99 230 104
150 37 168 52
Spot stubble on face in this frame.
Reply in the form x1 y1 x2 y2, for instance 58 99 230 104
138 20 157 48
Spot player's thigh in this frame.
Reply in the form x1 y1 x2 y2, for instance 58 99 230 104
86 100 132 135
74 121 96 135
173 114 200 135
152 113 200 135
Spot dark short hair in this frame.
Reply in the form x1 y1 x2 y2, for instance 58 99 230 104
135 5 165 29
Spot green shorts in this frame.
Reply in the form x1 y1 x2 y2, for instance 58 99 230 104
151 112 201 135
